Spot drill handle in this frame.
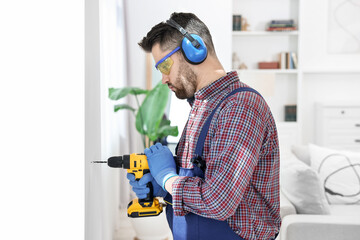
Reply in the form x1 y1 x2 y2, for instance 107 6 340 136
138 181 153 203
138 169 154 205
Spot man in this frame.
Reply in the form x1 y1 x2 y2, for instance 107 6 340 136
127 12 281 240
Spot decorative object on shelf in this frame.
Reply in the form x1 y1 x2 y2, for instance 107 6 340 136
239 63 248 70
241 17 250 31
232 52 241 69
267 19 296 32
258 61 279 69
232 15 242 31
279 52 298 69
285 105 297 122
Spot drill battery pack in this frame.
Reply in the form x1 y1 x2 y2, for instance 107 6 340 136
127 198 163 218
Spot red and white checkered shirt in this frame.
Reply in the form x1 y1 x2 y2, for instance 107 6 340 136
172 71 281 240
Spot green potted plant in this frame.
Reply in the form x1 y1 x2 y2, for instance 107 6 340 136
108 81 178 148
109 81 176 239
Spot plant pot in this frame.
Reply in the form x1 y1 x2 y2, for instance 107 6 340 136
129 207 172 240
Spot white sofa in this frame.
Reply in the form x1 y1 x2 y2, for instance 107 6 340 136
278 144 360 240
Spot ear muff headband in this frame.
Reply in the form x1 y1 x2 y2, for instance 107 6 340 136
166 19 200 48
166 19 208 64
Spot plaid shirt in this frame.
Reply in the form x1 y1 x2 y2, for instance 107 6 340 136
172 71 281 240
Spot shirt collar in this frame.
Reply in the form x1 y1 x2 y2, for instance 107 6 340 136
193 71 239 101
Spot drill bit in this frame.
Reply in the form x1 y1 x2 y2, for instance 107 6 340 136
91 156 125 168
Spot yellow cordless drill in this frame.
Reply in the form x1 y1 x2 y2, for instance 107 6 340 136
93 153 163 218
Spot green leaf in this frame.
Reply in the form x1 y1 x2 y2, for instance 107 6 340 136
114 104 135 112
109 87 149 100
135 82 169 140
156 125 179 139
159 118 171 127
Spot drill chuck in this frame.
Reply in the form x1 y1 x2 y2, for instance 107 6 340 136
107 156 122 167
107 155 130 168
92 155 132 169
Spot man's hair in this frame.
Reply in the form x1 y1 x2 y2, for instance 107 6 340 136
138 12 215 56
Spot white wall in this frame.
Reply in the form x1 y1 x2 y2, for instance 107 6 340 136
85 0 108 239
300 0 360 71
299 0 360 145
1 1 84 239
86 0 130 239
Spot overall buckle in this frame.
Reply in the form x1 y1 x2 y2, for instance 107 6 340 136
191 154 206 172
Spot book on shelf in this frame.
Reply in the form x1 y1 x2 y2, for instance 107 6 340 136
285 105 297 122
267 27 297 31
279 52 297 69
232 15 242 31
271 20 294 25
258 62 279 69
267 19 296 32
291 52 298 69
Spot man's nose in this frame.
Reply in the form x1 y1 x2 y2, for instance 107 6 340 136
162 74 170 84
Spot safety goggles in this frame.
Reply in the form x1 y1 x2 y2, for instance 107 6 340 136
155 46 180 75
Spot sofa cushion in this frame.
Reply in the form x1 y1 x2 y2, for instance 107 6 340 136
291 144 311 166
281 153 331 214
280 190 297 218
309 144 360 205
330 204 360 216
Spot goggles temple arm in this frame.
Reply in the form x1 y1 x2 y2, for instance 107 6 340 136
155 46 181 69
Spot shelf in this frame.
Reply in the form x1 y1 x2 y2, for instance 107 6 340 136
302 69 360 74
277 121 298 127
232 31 299 36
236 69 298 74
237 69 360 74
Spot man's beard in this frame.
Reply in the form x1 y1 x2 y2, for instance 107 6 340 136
172 62 197 99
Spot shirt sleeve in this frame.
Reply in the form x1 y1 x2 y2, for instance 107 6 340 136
171 97 267 220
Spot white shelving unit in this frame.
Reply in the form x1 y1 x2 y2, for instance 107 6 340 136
237 69 298 74
302 69 360 74
232 0 302 152
233 31 299 36
230 0 360 149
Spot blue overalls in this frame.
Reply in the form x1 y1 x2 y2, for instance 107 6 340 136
164 88 263 240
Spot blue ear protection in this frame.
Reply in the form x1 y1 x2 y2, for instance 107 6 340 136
166 19 208 65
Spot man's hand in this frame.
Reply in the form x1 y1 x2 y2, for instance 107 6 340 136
127 172 167 199
145 142 178 190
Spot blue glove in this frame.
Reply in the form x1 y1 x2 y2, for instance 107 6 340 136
144 142 178 191
127 172 167 199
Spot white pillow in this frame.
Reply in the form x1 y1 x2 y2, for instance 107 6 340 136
281 153 331 214
309 144 360 205
291 145 311 166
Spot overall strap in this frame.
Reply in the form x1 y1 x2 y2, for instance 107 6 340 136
191 87 262 171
